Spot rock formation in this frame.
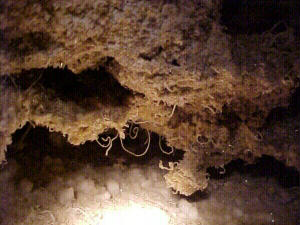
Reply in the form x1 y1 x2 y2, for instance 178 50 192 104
0 0 299 195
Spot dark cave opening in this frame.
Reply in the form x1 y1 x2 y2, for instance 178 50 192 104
264 85 300 126
207 156 300 189
207 86 300 190
220 0 300 35
5 122 184 188
1 65 133 109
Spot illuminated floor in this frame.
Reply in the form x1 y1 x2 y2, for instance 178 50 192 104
0 155 299 225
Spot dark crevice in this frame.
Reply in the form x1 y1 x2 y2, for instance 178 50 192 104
2 65 133 107
171 59 180 67
0 31 55 58
218 104 242 130
6 123 184 179
178 189 210 203
264 85 300 126
220 0 300 35
207 156 300 189
139 46 163 61
217 104 242 142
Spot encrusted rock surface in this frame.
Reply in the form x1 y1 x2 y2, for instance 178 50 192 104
0 0 299 195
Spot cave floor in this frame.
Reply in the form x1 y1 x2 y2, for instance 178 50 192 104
0 152 299 225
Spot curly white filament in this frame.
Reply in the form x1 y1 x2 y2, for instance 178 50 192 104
96 133 119 156
169 104 177 119
128 122 139 140
159 136 174 155
120 129 151 157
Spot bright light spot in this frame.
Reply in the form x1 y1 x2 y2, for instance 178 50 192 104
101 203 170 225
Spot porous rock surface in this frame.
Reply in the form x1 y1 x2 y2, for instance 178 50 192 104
0 0 299 195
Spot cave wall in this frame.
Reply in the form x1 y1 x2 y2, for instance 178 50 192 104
0 0 299 195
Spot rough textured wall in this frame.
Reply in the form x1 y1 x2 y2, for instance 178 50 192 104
0 0 299 195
